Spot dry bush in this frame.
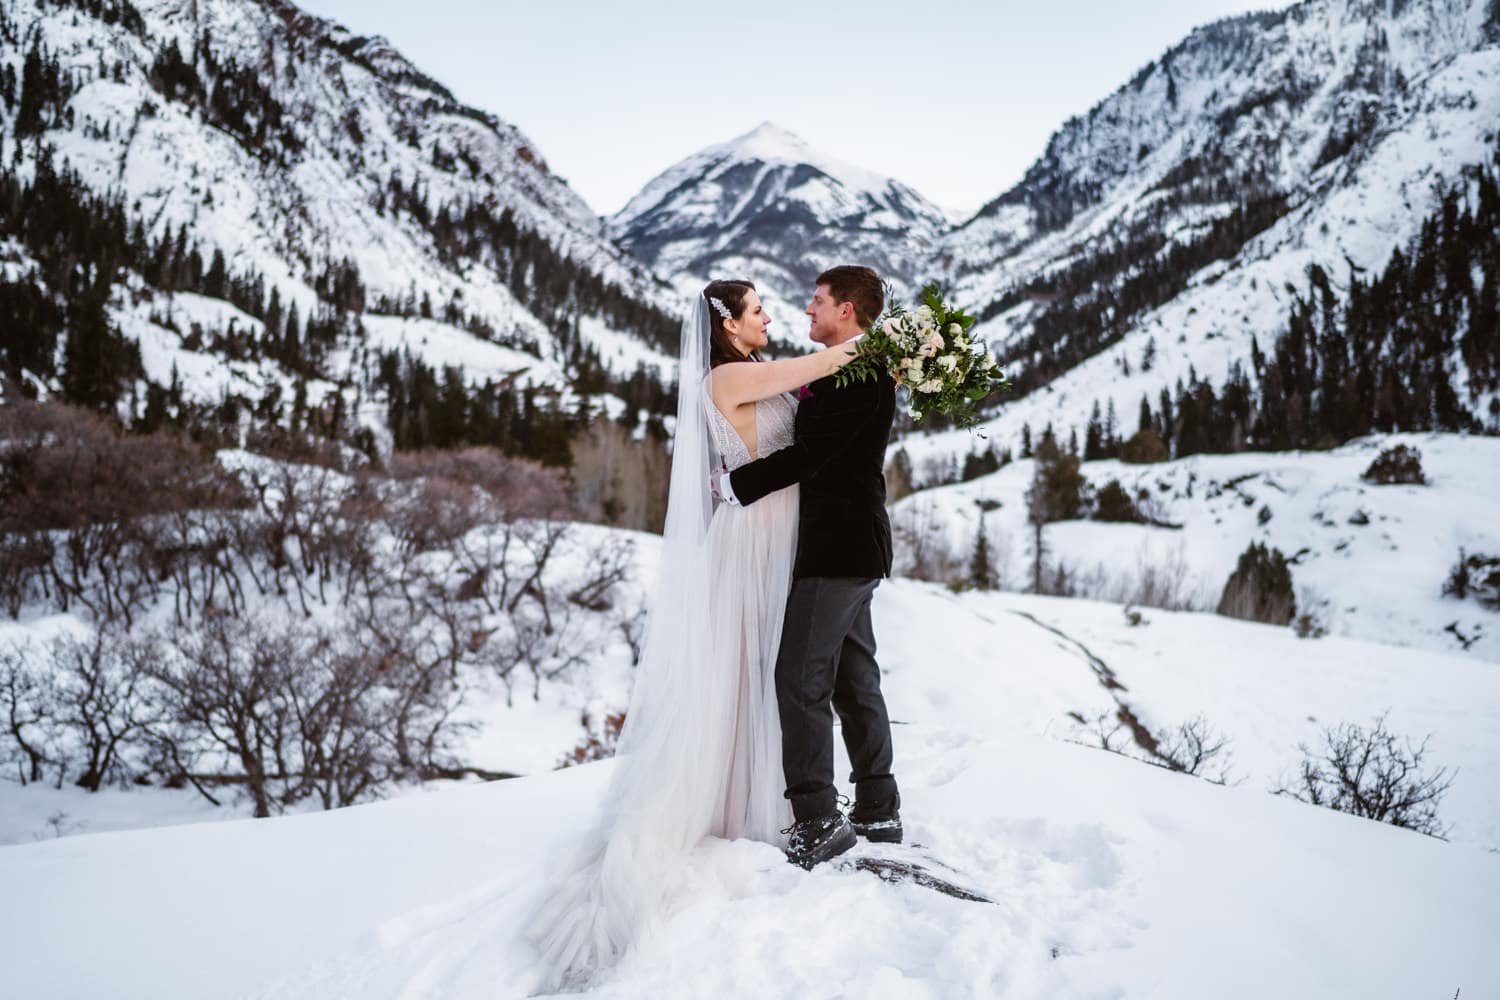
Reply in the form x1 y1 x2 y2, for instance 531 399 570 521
47 629 157 791
1069 710 1233 784
1108 543 1202 611
558 709 626 767
0 398 243 625
1036 529 1198 612
1153 716 1234 784
1 645 60 785
147 612 470 815
1 400 635 809
569 418 670 531
1273 713 1454 838
388 447 573 520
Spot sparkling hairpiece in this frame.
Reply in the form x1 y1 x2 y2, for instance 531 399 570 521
707 296 732 320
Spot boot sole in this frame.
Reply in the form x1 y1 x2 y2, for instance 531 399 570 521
790 822 858 869
854 825 903 844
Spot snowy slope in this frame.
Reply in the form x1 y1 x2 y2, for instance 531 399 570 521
0 0 678 408
2 578 1498 999
939 0 1500 454
609 122 950 341
894 431 1500 661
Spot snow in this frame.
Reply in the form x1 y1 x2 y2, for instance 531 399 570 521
4 524 1500 996
728 122 895 198
356 314 563 385
894 432 1500 662
3 579 1498 999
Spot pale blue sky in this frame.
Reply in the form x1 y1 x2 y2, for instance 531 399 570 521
294 0 1286 217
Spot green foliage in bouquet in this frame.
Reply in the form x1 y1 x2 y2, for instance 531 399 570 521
834 282 1009 426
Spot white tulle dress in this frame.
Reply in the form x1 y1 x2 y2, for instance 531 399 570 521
527 374 799 991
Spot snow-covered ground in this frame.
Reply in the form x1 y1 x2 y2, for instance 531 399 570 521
4 550 1499 998
895 432 1500 662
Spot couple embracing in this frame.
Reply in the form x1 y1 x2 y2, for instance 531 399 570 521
531 266 903 989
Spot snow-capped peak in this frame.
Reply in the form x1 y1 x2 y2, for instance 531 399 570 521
609 123 949 338
718 121 892 198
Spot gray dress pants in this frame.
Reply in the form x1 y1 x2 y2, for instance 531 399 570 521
775 576 898 822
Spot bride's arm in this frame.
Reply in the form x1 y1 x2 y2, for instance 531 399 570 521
710 345 857 411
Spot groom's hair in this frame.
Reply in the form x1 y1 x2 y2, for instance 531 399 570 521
816 265 883 329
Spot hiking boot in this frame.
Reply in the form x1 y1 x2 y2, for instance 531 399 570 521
849 791 902 844
783 812 857 869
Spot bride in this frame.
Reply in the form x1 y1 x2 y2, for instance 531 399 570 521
528 280 855 989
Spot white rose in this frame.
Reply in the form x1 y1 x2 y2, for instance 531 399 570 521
882 318 901 338
916 305 935 322
947 323 962 336
938 354 959 371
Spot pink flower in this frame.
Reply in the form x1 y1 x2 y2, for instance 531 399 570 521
796 384 815 401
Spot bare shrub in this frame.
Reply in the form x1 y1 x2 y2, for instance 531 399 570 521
1069 710 1233 784
1 645 60 785
568 418 670 531
1273 713 1455 838
47 629 157 791
147 614 303 817
0 397 243 625
1033 543 1202 611
892 499 964 584
558 709 626 767
1154 716 1234 784
388 447 572 520
147 611 472 815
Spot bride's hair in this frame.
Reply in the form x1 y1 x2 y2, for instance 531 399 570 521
703 280 763 368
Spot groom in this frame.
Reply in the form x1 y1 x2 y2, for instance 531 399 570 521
718 264 902 868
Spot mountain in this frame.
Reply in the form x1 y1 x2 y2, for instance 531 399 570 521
929 0 1500 455
0 0 681 462
609 122 950 339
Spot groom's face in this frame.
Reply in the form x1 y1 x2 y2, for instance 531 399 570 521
806 284 853 346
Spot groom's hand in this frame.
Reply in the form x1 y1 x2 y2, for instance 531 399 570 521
710 470 740 505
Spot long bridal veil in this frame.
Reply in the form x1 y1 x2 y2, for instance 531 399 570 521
528 296 736 989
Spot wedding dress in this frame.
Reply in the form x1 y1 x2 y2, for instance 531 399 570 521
528 299 798 991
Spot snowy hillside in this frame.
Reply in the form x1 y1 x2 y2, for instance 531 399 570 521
893 431 1500 662
609 122 950 341
2 573 1498 999
939 0 1500 455
0 0 680 427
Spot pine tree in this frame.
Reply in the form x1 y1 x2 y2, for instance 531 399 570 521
968 516 998 591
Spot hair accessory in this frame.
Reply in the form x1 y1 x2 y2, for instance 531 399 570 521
707 296 732 319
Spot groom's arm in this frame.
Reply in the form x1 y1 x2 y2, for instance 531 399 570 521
727 381 878 508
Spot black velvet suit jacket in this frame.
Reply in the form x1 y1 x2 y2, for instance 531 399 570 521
728 368 896 580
